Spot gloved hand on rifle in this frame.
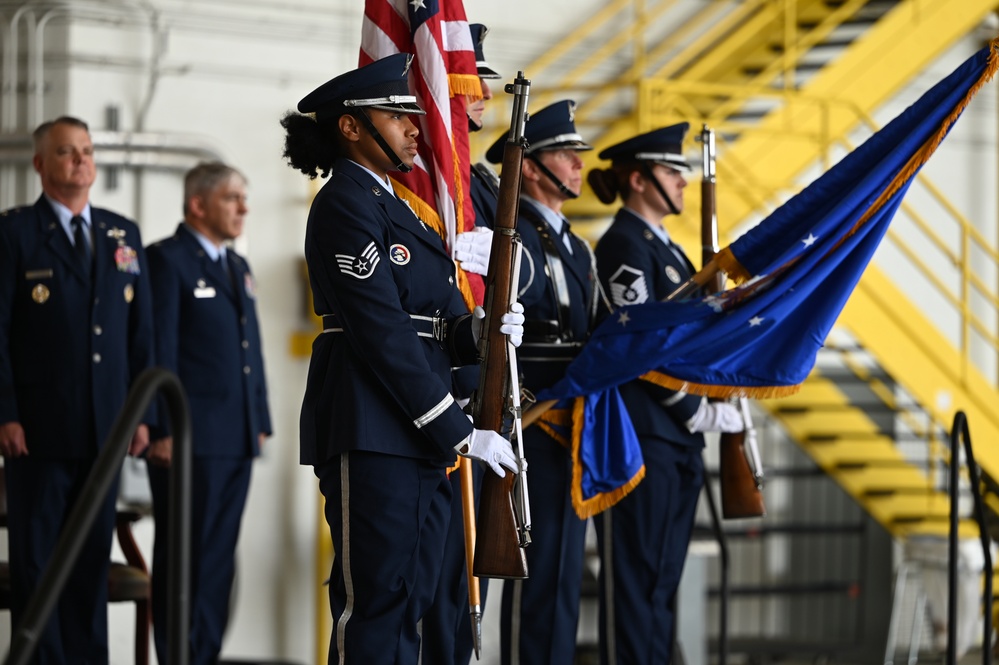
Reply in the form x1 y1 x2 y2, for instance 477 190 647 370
454 227 493 275
456 428 520 477
685 399 744 433
471 302 525 348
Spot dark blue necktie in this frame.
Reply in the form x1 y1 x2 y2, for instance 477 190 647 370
558 219 573 254
71 215 91 269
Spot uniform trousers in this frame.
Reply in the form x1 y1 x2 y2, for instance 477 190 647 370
148 458 252 665
316 451 452 665
421 460 488 665
594 439 704 665
5 456 118 665
500 429 588 665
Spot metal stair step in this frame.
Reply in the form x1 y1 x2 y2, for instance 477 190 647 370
799 437 903 468
835 466 934 496
864 493 952 525
780 410 883 439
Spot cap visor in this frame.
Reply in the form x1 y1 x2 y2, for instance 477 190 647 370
368 102 427 115
530 140 593 154
477 65 502 80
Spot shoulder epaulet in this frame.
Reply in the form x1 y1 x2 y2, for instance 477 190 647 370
0 206 27 218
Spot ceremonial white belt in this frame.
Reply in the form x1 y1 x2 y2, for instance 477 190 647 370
321 313 447 342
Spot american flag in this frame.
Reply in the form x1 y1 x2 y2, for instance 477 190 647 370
361 0 484 306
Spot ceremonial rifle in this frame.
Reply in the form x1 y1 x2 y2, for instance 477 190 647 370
699 124 766 519
471 72 532 579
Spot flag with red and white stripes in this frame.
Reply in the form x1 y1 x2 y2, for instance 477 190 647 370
361 0 483 306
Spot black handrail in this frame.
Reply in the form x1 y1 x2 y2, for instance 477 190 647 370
702 477 729 665
4 367 191 665
947 411 992 665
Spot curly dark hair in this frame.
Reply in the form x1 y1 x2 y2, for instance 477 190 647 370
280 112 341 179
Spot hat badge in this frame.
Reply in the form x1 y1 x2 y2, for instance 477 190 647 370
567 101 576 122
403 54 414 76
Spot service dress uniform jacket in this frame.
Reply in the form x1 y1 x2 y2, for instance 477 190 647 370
145 224 272 665
300 159 478 665
592 207 707 665
500 196 602 665
0 196 155 665
470 162 500 230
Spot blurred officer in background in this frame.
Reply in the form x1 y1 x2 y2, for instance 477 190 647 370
145 161 272 665
0 115 155 665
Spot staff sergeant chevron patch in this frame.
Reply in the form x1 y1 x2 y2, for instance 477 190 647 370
336 241 380 280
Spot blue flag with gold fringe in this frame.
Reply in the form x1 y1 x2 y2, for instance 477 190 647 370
537 38 999 519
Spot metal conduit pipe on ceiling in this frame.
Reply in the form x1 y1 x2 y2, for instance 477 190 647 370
0 130 223 209
0 130 222 166
1 1 163 210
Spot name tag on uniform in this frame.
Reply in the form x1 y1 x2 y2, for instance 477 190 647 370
194 279 216 299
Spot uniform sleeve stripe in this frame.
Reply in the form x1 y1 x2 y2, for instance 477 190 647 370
414 394 454 429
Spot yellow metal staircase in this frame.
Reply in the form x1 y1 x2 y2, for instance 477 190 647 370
478 0 999 538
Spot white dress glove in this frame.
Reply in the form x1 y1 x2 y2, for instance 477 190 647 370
455 228 494 275
456 428 520 477
471 303 525 348
685 399 744 434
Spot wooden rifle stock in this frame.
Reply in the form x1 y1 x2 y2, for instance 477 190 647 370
699 125 765 519
472 73 531 579
718 429 764 518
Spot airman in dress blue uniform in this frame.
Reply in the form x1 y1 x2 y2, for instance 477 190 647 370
281 53 522 665
0 116 155 665
422 22 505 665
144 162 272 665
589 124 743 664
482 100 606 665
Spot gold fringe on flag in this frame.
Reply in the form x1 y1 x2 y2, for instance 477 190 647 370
844 36 998 239
390 177 447 238
718 36 999 288
452 141 467 232
714 246 751 285
449 73 482 99
455 267 476 311
537 407 572 448
568 396 646 519
639 369 801 400
390 176 478 310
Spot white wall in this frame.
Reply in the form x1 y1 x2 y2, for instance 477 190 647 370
1 2 997 664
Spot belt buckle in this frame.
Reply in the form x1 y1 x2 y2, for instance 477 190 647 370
433 316 447 342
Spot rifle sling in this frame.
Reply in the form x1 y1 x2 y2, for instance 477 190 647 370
519 206 574 343
471 162 501 198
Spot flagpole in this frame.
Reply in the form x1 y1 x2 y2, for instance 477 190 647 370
458 459 483 658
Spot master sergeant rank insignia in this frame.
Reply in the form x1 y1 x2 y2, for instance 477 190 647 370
608 264 649 306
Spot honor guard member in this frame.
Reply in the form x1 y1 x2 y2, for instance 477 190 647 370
145 162 272 665
465 23 503 232
280 53 523 665
0 116 156 665
484 100 606 665
423 22 504 665
590 124 743 664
